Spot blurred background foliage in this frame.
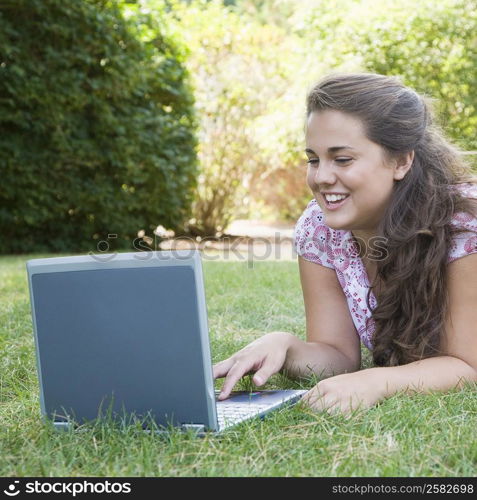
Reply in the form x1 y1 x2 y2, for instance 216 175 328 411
1 0 476 251
0 0 197 253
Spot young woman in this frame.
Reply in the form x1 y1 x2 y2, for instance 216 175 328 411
213 73 477 415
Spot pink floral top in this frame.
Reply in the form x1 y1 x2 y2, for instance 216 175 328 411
293 183 477 350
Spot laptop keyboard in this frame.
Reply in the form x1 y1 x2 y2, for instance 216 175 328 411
214 390 307 430
216 403 270 429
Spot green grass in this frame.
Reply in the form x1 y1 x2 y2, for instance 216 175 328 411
1 254 476 476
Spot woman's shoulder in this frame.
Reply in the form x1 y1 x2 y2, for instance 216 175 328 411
448 183 477 263
451 181 477 199
450 182 477 229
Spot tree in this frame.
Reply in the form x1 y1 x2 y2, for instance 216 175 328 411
0 0 197 252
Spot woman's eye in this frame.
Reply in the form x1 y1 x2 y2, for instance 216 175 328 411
307 157 352 166
336 157 352 164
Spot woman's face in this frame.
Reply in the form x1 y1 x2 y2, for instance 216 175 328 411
305 109 401 235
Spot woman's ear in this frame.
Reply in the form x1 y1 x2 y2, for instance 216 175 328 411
393 150 414 181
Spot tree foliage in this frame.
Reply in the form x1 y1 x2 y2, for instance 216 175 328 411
0 0 197 253
249 0 477 218
313 0 477 151
166 0 477 232
2 0 475 246
148 0 308 234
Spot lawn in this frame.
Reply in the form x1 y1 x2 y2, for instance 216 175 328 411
0 253 475 476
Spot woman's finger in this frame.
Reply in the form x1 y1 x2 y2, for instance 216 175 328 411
252 354 285 386
212 358 235 380
302 388 340 413
217 360 254 400
301 387 324 407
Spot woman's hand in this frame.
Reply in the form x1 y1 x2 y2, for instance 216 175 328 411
301 368 388 416
213 332 294 400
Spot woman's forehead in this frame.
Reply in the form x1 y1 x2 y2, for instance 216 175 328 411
306 110 369 149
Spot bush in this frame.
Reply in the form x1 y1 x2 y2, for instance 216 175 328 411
338 0 477 152
0 0 197 253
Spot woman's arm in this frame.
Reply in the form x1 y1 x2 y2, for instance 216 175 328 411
281 256 362 379
213 257 361 399
248 256 363 383
213 331 360 400
302 356 476 416
303 253 477 414
385 356 477 394
281 335 360 381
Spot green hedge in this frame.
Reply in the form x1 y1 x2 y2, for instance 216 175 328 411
328 0 477 152
0 0 197 253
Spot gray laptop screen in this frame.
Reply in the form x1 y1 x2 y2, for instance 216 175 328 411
31 265 211 427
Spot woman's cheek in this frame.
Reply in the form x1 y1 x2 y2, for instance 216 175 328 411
306 171 316 191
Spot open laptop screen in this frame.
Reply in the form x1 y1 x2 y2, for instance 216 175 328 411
29 255 215 429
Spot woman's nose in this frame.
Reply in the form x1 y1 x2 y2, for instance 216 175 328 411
314 161 337 186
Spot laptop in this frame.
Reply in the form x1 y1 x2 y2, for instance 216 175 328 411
26 250 305 434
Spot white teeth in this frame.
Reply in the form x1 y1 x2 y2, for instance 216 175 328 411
325 194 348 202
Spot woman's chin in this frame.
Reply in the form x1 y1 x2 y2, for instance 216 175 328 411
322 214 353 231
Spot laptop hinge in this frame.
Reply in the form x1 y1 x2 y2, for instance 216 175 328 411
53 421 72 431
181 424 205 433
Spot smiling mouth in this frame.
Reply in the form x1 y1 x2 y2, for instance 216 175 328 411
322 194 350 209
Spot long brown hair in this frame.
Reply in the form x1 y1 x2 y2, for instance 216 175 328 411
306 73 477 366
